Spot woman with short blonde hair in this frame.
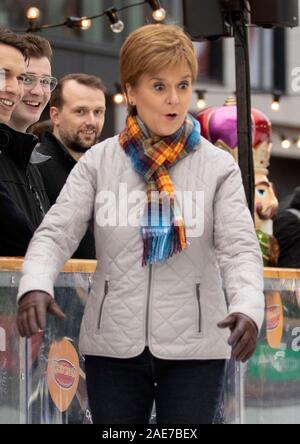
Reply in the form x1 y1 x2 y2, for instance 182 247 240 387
17 24 264 424
120 24 198 115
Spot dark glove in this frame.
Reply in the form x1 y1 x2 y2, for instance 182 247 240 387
17 291 66 338
217 313 258 363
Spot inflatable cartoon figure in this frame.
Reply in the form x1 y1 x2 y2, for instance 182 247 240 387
196 97 279 266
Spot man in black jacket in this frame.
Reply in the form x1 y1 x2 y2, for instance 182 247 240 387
0 28 50 256
36 73 106 259
274 187 300 268
0 181 33 256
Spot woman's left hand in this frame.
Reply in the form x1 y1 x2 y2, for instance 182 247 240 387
218 313 258 363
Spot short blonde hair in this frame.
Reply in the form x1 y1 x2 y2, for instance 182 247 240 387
120 24 198 114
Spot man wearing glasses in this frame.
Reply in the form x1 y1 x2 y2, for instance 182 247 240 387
9 34 57 133
0 29 50 256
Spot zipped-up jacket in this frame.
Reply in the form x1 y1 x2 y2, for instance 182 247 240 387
0 124 50 256
34 131 96 259
18 135 265 360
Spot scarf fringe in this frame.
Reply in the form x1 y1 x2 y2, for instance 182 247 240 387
119 114 201 267
142 220 187 266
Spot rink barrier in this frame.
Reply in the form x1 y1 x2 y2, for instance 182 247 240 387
0 259 300 424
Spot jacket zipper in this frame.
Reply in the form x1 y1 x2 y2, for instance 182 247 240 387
145 265 153 343
196 283 202 333
26 171 46 216
98 277 109 329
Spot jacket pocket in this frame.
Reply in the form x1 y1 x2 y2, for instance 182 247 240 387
196 283 202 333
97 277 109 330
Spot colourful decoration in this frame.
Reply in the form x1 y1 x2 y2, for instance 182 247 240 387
196 98 280 265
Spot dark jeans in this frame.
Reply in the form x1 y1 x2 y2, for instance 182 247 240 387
85 348 226 424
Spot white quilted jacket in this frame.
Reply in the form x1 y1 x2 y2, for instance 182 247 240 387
18 135 265 360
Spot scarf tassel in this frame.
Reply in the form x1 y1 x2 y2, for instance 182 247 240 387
142 220 187 267
119 114 200 267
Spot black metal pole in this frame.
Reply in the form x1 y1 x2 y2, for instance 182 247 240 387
232 10 255 218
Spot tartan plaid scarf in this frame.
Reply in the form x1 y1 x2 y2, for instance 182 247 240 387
119 114 201 266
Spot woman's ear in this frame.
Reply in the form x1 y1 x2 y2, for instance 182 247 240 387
126 83 135 106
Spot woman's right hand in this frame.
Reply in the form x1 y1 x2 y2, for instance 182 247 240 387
17 291 66 337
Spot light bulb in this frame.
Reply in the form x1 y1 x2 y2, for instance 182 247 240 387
271 93 281 112
271 101 280 112
26 7 40 21
80 18 92 30
113 93 125 105
197 99 206 110
152 8 166 22
110 20 124 34
105 8 125 34
297 138 300 149
195 90 207 110
281 139 291 149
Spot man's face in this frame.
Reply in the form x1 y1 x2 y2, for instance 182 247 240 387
51 80 106 153
0 43 26 123
10 56 52 131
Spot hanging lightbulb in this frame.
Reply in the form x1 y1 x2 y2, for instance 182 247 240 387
79 17 92 30
271 100 280 112
146 0 166 22
152 8 166 22
66 16 92 30
113 92 125 105
26 7 41 21
197 98 206 110
281 136 291 150
296 137 300 149
271 92 281 112
113 83 125 105
105 8 124 34
26 6 41 30
195 90 207 110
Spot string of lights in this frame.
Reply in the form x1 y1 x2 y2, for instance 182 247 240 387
23 1 298 150
194 89 286 112
24 0 166 33
111 82 287 119
112 82 287 114
279 135 300 150
21 1 287 116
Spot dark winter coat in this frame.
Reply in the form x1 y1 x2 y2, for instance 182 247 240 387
35 131 96 259
274 187 300 268
0 124 50 256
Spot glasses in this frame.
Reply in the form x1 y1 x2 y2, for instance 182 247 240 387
23 74 58 92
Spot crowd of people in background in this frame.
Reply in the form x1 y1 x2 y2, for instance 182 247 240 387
0 26 299 267
0 27 106 259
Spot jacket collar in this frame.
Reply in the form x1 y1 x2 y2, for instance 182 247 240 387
43 131 77 166
0 123 38 169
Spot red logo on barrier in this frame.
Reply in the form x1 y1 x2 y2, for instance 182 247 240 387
53 359 76 389
47 339 80 412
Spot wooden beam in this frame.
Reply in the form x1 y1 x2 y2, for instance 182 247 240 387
0 259 299 280
264 267 300 280
0 258 97 273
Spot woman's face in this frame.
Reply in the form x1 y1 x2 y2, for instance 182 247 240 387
126 62 193 138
